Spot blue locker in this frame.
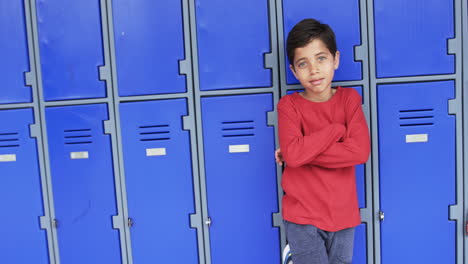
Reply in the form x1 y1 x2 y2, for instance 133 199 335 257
282 0 362 84
112 0 187 96
378 81 455 263
0 109 48 263
374 0 454 77
119 99 198 263
201 94 280 263
36 0 106 101
195 0 271 90
0 2 32 104
46 104 121 263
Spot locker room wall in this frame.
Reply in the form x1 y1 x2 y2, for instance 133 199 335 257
0 0 466 264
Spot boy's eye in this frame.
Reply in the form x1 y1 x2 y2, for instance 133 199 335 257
297 62 307 68
318 56 327 61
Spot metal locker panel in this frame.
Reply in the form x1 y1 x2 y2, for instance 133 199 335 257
46 104 121 263
195 0 271 90
374 0 454 77
0 109 48 263
0 2 32 104
36 0 106 101
112 0 187 96
119 99 198 263
202 94 280 263
378 81 455 263
353 224 367 264
282 0 362 84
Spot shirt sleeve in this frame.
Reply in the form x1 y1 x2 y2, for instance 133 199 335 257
309 90 371 168
278 96 346 168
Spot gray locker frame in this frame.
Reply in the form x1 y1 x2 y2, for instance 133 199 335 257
24 0 133 263
0 0 58 263
463 0 468 261
366 0 465 263
104 0 205 263
275 0 375 263
187 0 284 263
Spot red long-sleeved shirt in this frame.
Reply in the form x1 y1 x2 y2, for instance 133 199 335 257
278 87 370 231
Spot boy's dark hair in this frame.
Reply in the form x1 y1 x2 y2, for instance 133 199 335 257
286 18 337 67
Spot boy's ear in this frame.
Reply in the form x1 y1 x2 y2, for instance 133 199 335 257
289 64 297 78
334 51 340 70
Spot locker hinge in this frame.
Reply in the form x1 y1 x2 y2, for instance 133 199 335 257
53 219 59 228
465 222 468 235
378 211 385 221
205 217 212 227
128 217 134 228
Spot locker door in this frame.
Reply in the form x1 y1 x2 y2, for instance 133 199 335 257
120 99 198 263
46 104 121 263
0 2 32 104
378 81 456 263
0 109 48 263
282 0 362 84
374 0 454 77
202 94 280 263
112 0 187 96
195 0 271 90
36 0 106 101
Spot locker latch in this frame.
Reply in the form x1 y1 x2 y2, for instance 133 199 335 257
378 211 385 221
128 218 134 228
53 219 59 228
205 218 212 227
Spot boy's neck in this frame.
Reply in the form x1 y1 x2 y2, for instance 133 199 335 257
300 87 337 102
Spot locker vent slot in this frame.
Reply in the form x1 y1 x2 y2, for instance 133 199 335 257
399 109 434 127
0 132 20 148
139 124 170 141
64 129 93 144
222 120 255 137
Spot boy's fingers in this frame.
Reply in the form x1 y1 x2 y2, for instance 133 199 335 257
274 148 284 165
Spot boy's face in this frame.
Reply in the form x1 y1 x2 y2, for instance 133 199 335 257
290 39 340 101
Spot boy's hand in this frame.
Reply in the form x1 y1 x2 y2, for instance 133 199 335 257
275 148 284 166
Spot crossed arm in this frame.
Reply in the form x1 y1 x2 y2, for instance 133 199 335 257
277 94 370 169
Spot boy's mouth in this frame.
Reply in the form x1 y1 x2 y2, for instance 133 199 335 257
309 78 323 86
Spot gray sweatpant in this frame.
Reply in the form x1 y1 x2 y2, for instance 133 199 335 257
284 220 355 264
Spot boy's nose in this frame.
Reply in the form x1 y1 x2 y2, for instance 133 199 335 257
309 64 319 74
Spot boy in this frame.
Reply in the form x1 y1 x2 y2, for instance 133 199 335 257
276 18 370 263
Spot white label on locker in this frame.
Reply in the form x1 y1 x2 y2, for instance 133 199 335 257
406 134 428 143
70 151 89 159
0 154 16 162
229 144 250 153
146 148 166 156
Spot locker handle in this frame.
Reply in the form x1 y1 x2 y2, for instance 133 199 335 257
128 218 134 228
205 218 212 227
53 219 59 228
379 211 385 221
